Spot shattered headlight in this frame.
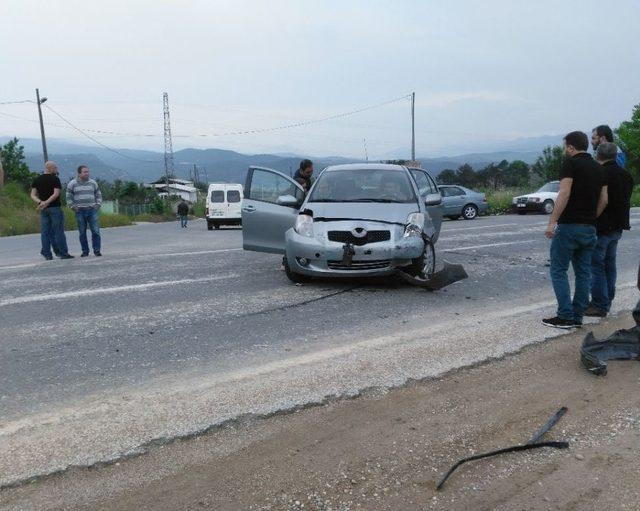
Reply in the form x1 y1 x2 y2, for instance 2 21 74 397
294 214 314 237
404 212 425 238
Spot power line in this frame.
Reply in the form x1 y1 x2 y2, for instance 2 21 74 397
0 100 34 105
42 104 162 163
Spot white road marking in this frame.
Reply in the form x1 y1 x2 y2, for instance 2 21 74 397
143 248 243 258
442 222 517 232
0 274 238 307
442 240 537 252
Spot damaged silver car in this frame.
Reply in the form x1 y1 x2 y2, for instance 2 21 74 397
242 163 443 283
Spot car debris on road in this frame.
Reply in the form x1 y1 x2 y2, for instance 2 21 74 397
437 407 569 490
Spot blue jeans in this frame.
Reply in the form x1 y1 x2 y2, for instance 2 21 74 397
550 224 597 323
180 215 188 227
76 208 101 254
40 207 69 258
590 230 622 311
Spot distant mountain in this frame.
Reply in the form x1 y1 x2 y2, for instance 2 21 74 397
3 136 550 183
418 151 541 175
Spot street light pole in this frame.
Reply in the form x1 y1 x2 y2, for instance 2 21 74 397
35 88 48 164
411 91 415 162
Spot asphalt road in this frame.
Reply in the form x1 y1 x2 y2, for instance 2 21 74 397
1 211 639 488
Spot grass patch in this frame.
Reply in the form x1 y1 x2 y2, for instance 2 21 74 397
631 185 640 208
483 188 522 215
0 183 132 237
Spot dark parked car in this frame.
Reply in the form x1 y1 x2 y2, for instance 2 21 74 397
437 185 488 220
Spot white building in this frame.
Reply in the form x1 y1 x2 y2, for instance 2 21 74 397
146 178 199 203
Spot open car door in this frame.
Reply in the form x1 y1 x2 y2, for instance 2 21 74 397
242 166 305 253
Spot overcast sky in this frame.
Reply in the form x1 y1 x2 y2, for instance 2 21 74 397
2 0 639 158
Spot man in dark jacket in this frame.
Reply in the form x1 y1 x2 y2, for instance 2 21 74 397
585 142 634 317
177 200 189 228
293 159 314 192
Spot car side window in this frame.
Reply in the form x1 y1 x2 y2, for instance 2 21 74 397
410 170 433 196
248 169 303 207
439 187 450 197
450 187 465 196
426 174 439 194
210 190 224 203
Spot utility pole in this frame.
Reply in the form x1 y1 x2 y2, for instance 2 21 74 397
203 166 209 184
162 92 175 197
193 164 199 186
411 91 415 162
363 138 368 162
36 88 49 164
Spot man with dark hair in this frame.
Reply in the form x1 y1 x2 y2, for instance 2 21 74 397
592 124 627 168
31 161 73 260
293 159 314 192
584 142 634 317
66 165 102 257
543 131 607 329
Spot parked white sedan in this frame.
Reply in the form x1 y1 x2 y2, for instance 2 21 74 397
512 181 559 215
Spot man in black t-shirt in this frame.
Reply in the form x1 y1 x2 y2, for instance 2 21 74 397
30 161 73 260
542 132 607 329
585 142 634 317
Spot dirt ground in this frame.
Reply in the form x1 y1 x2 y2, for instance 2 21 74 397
2 312 640 511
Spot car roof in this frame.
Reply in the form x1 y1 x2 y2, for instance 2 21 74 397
323 163 408 172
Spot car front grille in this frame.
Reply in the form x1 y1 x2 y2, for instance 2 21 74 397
327 259 392 271
327 230 391 246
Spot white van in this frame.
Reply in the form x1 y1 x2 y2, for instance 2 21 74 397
205 183 243 230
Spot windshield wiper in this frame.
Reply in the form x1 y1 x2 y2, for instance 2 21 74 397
308 199 346 203
349 198 401 203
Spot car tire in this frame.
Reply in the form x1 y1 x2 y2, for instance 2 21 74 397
408 238 436 280
207 221 213 230
447 215 460 220
542 200 554 215
214 223 221 230
284 255 312 284
462 204 478 220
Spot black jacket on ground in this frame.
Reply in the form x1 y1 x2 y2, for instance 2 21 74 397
597 160 634 234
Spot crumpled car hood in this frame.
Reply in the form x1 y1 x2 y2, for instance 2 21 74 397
305 202 419 225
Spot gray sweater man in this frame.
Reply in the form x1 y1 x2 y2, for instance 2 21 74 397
66 165 103 256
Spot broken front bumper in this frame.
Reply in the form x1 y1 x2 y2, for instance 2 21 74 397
285 228 424 277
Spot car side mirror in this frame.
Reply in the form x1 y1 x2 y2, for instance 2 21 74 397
424 193 442 206
276 194 300 207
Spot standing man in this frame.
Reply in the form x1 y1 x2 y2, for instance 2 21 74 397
585 142 634 317
31 161 73 260
591 125 626 168
66 165 102 257
177 199 189 228
543 131 607 329
293 159 314 192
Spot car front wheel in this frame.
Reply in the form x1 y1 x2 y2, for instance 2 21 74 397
462 204 478 220
542 200 554 215
408 238 435 280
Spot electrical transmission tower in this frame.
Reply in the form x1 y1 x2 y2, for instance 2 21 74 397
162 92 175 187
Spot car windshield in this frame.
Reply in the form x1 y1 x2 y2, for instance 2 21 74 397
309 169 416 203
537 182 559 193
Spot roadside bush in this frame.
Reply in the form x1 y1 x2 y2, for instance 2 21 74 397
482 188 523 215
631 185 640 208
